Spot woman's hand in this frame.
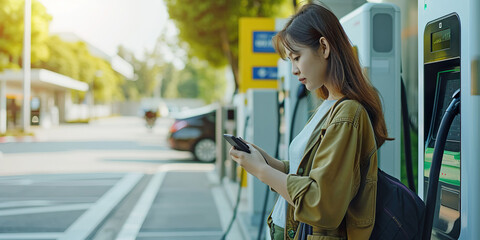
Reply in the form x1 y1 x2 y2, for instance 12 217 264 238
230 143 292 205
235 139 286 173
229 143 268 177
238 139 275 163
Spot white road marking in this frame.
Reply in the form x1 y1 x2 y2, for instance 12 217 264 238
0 200 56 209
0 203 90 216
0 233 62 239
58 173 143 240
115 170 167 240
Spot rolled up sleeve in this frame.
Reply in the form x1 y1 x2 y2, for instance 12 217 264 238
286 120 361 230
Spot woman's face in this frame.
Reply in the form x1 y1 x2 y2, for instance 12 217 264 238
285 41 329 91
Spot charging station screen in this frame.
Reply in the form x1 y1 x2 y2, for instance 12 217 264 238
432 71 460 147
431 28 451 52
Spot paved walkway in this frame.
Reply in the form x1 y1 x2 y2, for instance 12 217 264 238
0 116 252 239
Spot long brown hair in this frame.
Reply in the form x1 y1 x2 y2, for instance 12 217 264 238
272 3 391 147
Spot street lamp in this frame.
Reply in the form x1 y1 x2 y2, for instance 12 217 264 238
22 0 31 132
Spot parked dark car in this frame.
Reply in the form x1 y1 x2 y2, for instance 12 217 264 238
167 107 216 162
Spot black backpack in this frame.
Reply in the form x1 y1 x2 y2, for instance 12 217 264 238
370 169 426 240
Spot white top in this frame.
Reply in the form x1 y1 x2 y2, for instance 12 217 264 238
271 99 337 228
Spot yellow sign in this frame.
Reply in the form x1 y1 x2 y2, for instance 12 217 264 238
239 18 279 93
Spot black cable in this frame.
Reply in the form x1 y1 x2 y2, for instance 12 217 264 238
400 77 415 192
225 85 306 239
423 89 460 240
257 93 282 240
221 168 245 240
257 84 308 239
221 115 250 240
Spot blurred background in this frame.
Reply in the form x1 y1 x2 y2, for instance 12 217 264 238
0 0 425 240
0 0 418 130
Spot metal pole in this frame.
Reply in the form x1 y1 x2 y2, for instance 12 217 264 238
22 0 31 132
0 76 6 134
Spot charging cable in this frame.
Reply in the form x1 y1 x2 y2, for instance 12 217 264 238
221 115 250 240
257 84 308 239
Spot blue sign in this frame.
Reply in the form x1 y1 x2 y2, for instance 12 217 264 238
253 31 276 53
253 67 277 80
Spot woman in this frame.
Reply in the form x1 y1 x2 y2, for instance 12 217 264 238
229 2 391 240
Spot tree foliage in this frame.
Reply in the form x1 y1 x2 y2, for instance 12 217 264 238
165 0 292 90
119 34 226 104
0 0 124 103
1 0 228 104
0 0 51 71
32 36 124 103
117 45 163 100
161 58 226 104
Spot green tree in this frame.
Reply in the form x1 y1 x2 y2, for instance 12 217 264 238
1 0 125 103
35 36 80 79
196 63 227 104
0 0 51 71
161 58 226 104
117 46 163 99
165 0 292 90
118 33 226 104
160 62 178 98
118 31 180 100
36 36 124 103
181 58 226 103
117 46 141 100
176 62 199 99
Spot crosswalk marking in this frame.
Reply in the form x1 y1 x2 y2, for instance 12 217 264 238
115 170 167 240
58 173 143 240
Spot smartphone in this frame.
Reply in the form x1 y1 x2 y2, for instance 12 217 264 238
223 134 251 153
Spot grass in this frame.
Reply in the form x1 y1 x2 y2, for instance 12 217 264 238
65 115 121 124
65 119 91 124
0 129 35 137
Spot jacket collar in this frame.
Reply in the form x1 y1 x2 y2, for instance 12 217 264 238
301 97 348 161
301 108 330 159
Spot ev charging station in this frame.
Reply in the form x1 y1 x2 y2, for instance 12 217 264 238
340 3 402 179
221 1 480 239
232 17 284 230
277 59 310 160
418 0 480 239
244 89 279 225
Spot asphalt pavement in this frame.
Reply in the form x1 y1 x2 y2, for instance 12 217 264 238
0 116 247 240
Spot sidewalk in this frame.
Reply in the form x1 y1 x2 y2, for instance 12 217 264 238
208 171 248 240
112 162 273 240
149 164 264 240
0 117 266 239
208 170 272 240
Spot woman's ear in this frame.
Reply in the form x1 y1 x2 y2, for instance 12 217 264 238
319 37 330 59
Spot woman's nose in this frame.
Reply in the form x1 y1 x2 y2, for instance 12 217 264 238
292 65 300 76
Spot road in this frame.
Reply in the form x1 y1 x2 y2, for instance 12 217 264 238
0 117 227 240
0 117 193 176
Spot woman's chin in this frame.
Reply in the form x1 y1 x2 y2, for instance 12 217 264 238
305 84 315 91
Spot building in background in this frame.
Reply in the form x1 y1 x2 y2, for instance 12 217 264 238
0 33 134 133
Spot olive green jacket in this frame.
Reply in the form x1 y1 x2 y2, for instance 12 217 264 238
269 99 378 240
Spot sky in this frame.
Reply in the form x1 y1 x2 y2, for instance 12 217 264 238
38 0 178 61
